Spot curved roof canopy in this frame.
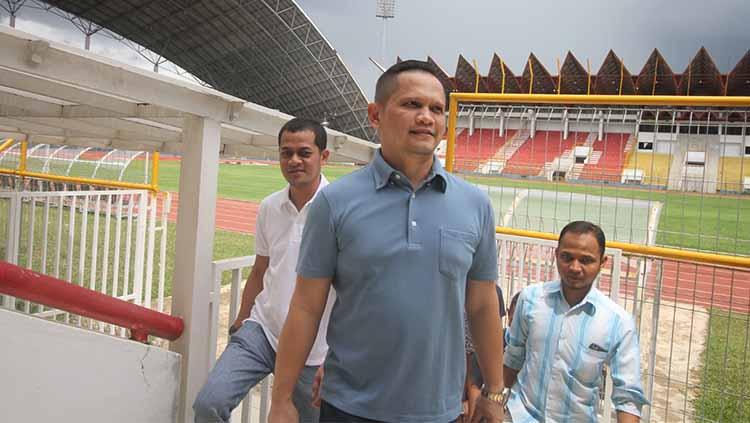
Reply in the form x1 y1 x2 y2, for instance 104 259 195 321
41 0 375 140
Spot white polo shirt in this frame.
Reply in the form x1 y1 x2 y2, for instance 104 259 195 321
248 175 335 366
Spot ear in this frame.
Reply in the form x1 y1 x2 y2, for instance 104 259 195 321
367 102 381 129
320 148 330 165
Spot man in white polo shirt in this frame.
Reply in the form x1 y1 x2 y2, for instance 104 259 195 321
194 117 335 423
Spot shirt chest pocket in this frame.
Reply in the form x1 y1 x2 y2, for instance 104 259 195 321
573 339 610 386
438 228 477 281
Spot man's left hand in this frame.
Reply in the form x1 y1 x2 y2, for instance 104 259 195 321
471 396 504 423
311 366 324 407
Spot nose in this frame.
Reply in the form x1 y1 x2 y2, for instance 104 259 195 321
288 153 302 165
416 107 434 126
569 260 583 273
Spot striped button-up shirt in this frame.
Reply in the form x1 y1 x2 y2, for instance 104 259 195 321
504 281 648 422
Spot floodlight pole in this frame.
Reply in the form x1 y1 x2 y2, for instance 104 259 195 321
375 0 395 65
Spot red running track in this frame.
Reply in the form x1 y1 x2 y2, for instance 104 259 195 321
160 192 259 234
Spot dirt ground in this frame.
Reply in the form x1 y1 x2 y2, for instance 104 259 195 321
630 299 709 423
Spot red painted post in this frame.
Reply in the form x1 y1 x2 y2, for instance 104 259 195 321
0 261 183 342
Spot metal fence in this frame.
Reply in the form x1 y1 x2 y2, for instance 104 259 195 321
211 255 272 423
497 233 750 422
0 182 171 336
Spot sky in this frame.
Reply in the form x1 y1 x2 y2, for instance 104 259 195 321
2 0 749 101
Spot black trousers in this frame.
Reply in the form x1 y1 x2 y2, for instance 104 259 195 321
319 401 458 423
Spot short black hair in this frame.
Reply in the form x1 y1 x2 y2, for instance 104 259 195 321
374 59 447 105
558 221 606 258
278 117 327 152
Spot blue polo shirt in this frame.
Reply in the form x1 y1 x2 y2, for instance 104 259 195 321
297 151 498 422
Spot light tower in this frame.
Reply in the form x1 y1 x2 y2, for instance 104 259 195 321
375 0 395 65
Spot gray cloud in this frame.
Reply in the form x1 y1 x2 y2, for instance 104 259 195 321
298 0 750 99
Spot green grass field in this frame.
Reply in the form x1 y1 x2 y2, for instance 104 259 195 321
153 160 750 255
694 310 750 422
13 154 750 255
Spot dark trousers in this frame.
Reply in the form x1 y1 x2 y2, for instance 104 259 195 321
319 401 458 423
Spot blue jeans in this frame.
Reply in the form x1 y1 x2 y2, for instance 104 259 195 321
194 320 320 422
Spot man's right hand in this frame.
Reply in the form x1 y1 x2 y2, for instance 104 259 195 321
228 319 243 336
268 399 299 423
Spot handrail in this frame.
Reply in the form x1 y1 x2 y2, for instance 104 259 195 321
0 138 15 154
0 168 157 192
0 261 183 342
449 93 750 107
496 227 750 269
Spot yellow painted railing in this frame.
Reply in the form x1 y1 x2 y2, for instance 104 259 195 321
496 227 750 269
0 138 15 154
0 139 160 193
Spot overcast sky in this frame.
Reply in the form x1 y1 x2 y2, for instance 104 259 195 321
2 1 749 100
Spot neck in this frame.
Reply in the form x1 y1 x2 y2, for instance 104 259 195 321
289 176 320 211
561 285 591 308
381 149 434 189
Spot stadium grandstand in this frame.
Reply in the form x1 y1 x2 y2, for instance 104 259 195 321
431 47 750 194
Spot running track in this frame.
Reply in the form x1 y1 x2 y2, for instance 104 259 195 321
163 192 258 234
163 192 750 313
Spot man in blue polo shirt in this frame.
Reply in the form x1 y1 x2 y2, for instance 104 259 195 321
268 60 506 423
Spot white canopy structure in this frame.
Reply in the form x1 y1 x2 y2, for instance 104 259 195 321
0 26 376 164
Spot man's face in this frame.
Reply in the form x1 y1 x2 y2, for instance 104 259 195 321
368 70 447 158
278 129 328 188
555 232 607 298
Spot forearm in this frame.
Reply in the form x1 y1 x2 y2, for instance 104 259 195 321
235 257 267 322
271 277 330 402
272 305 321 400
467 291 504 391
503 365 518 389
617 410 640 423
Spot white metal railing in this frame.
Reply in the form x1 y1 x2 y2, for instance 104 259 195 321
210 255 272 423
0 186 171 335
205 235 750 423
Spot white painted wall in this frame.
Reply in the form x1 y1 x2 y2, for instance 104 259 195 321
0 308 181 423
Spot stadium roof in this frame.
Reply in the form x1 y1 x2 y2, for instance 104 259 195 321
595 50 635 95
0 26 376 163
425 47 750 97
39 0 375 140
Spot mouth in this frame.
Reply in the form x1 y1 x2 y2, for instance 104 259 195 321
409 129 435 138
287 169 305 175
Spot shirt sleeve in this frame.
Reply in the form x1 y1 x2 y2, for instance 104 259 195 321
254 200 269 256
296 192 338 279
503 287 529 371
610 314 649 416
468 199 499 282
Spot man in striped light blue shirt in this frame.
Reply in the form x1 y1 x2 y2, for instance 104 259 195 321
503 221 648 422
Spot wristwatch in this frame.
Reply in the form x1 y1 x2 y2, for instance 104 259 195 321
480 385 506 403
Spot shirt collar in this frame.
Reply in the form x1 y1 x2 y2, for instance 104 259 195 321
370 149 447 193
544 280 598 315
279 174 329 212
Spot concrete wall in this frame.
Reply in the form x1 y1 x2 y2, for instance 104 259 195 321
0 308 181 423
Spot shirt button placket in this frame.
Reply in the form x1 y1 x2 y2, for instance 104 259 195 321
408 190 417 245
